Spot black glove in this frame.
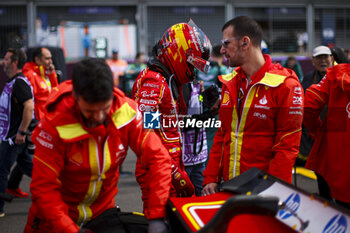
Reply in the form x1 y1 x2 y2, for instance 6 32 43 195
148 219 168 233
202 84 220 109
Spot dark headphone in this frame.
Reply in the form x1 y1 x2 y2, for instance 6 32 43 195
243 41 247 46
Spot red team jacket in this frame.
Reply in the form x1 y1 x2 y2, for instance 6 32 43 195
305 64 350 203
203 55 303 184
25 81 172 233
23 61 59 120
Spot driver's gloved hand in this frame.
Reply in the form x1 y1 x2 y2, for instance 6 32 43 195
171 161 195 197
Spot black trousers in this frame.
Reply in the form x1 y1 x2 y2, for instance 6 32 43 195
83 208 148 233
315 173 332 200
7 164 23 189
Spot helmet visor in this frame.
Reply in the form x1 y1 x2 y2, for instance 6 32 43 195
188 19 212 61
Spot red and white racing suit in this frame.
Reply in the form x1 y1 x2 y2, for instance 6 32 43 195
24 81 172 233
132 67 194 208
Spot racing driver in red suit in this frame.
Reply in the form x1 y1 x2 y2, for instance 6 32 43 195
132 21 212 206
24 58 172 233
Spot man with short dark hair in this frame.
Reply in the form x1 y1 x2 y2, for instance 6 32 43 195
0 48 34 217
7 47 59 198
23 47 58 120
202 16 304 195
24 58 172 233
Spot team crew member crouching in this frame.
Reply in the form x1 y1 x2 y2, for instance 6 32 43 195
24 58 172 233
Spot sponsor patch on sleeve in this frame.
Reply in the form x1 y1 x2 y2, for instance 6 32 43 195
36 129 54 149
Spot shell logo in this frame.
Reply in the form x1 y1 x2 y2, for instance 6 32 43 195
71 152 83 165
222 92 230 106
40 82 47 89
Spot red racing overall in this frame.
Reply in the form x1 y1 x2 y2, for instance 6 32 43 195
25 81 172 233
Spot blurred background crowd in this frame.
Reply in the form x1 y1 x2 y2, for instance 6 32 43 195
0 0 349 88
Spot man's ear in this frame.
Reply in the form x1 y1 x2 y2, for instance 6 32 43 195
34 56 41 65
241 36 250 49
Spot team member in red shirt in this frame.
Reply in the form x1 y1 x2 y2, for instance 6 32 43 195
24 58 172 233
23 47 59 120
202 16 303 196
304 63 350 209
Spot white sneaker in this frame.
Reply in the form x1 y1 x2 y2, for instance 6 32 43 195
0 212 4 218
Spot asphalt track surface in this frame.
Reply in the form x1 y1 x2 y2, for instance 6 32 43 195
0 149 318 233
